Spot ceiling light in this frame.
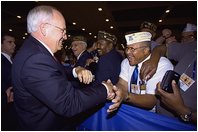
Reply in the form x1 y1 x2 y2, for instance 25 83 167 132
89 33 92 35
17 15 21 18
165 10 170 13
82 28 85 31
94 36 97 38
9 29 13 32
98 8 102 11
23 37 26 39
110 26 114 29
72 22 76 25
159 19 163 23
25 33 28 35
105 19 109 22
68 35 71 37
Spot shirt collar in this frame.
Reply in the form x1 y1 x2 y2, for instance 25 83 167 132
35 38 54 56
2 52 12 64
137 54 151 69
77 50 85 60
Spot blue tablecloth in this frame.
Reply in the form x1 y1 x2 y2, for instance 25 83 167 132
78 103 196 131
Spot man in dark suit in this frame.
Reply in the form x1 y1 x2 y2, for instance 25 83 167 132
1 33 18 130
12 5 117 130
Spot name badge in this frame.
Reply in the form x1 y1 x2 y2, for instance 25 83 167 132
130 84 139 94
180 73 195 91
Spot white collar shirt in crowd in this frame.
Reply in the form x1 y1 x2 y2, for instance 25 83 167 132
120 55 173 95
2 52 12 64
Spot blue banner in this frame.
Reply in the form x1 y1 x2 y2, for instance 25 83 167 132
78 103 196 131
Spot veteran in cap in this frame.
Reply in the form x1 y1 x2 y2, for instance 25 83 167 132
66 35 93 88
92 31 123 85
108 31 173 113
71 36 92 67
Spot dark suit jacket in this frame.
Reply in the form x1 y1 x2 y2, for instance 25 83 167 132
75 50 92 67
12 35 107 130
94 49 123 85
1 54 12 108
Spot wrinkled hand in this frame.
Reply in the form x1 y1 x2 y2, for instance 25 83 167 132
6 87 14 103
156 80 185 114
140 59 157 81
107 86 124 113
75 66 93 84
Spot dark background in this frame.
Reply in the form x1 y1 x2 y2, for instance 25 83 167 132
1 1 197 50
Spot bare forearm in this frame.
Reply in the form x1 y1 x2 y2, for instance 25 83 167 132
150 45 167 64
124 93 157 110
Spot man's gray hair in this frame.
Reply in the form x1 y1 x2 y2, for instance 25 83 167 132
27 5 56 33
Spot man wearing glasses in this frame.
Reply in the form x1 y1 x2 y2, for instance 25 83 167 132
12 5 116 130
108 32 173 113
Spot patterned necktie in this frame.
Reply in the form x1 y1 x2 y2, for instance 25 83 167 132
130 65 138 85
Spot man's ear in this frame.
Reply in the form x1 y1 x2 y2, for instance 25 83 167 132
107 42 113 50
40 23 47 36
144 47 150 54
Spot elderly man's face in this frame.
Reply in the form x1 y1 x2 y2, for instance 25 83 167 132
125 43 149 66
45 10 67 53
1 35 16 56
71 41 86 57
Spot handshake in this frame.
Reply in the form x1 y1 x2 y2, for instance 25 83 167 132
102 79 123 113
75 67 123 113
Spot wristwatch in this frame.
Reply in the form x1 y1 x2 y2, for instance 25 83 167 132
180 111 192 122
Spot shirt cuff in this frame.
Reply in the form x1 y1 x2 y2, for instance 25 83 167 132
72 68 77 78
102 82 109 97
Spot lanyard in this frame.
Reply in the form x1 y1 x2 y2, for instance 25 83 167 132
183 57 196 80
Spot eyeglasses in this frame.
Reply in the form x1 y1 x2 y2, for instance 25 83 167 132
125 46 148 53
45 23 66 34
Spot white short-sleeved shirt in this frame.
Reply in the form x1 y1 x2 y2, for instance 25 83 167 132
119 55 174 95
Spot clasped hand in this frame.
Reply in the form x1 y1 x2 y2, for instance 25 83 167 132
75 66 94 84
102 79 124 113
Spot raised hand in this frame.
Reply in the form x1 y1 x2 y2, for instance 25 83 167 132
75 66 93 84
140 59 157 81
156 80 186 115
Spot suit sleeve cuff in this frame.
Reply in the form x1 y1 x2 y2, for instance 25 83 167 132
72 68 77 78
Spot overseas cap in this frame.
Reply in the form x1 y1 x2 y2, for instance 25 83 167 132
72 36 87 46
125 32 152 45
140 21 157 32
98 31 117 45
183 23 197 32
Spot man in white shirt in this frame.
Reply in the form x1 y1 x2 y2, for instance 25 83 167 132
108 31 173 112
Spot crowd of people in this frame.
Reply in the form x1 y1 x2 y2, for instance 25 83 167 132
1 5 197 130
